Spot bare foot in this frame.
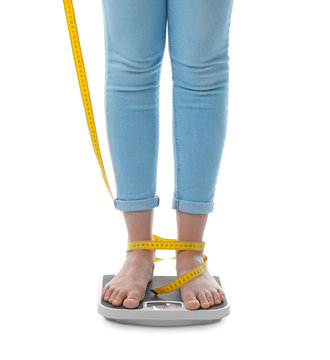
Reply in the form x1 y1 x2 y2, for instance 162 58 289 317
102 249 155 309
176 250 226 310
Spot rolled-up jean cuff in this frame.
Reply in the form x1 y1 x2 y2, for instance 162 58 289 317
113 195 160 211
172 198 215 214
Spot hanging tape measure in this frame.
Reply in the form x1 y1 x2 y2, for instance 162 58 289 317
63 0 114 199
63 0 208 295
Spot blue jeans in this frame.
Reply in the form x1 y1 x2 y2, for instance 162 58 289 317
101 0 234 214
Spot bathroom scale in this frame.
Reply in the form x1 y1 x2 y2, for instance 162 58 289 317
97 275 230 326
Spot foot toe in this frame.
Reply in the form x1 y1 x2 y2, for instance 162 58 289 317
123 292 142 309
123 297 139 309
182 293 200 310
198 292 210 309
104 287 113 301
109 289 119 303
102 285 110 297
217 288 225 300
112 290 126 306
212 289 222 304
205 291 214 306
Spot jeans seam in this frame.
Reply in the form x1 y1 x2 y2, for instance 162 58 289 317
168 12 180 199
173 83 180 198
153 65 163 197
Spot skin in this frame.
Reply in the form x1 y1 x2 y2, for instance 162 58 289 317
102 209 226 310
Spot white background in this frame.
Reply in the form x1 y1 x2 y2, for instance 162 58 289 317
0 0 329 359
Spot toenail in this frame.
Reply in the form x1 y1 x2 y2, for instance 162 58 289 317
127 297 137 302
188 299 198 304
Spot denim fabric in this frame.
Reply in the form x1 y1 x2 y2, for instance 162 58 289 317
101 0 234 214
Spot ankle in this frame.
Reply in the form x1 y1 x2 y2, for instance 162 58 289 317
176 251 205 275
126 249 156 263
175 250 205 263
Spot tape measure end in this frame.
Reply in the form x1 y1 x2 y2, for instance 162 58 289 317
150 290 158 295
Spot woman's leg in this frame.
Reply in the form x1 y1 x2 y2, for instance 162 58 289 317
101 0 167 308
102 0 166 212
168 0 234 309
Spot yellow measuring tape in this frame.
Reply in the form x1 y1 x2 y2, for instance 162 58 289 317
63 0 114 200
127 235 208 295
63 0 208 295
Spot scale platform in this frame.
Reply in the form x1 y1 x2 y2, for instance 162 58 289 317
98 275 230 326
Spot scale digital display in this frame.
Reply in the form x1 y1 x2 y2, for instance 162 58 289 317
146 302 183 310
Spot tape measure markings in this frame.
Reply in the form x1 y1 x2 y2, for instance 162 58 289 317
151 255 208 294
127 235 208 294
63 0 114 199
127 240 205 252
